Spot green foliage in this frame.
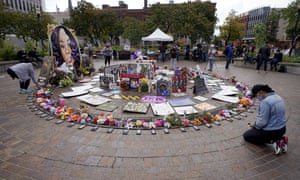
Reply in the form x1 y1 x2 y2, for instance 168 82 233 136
0 40 17 61
281 0 300 39
283 55 300 63
67 2 121 46
253 23 267 49
0 4 54 46
265 10 281 43
122 17 145 46
219 10 245 44
147 1 217 44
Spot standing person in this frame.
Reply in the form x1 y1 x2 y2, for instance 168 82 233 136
159 42 167 63
256 42 270 73
7 63 39 93
270 49 283 71
225 43 233 69
202 43 208 62
170 47 177 70
207 44 217 71
184 45 190 60
103 43 113 66
243 84 288 155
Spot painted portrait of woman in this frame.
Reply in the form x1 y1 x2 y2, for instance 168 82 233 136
50 25 80 73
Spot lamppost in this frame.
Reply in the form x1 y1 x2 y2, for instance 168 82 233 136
36 7 42 48
289 4 300 56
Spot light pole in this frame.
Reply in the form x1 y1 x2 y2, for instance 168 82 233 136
289 4 300 56
36 7 42 48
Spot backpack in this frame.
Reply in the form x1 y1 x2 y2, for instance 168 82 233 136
278 65 287 73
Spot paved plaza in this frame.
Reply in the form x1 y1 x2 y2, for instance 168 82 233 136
0 58 299 180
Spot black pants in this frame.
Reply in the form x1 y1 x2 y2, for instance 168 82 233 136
7 68 30 89
104 56 111 66
256 57 268 71
243 126 286 145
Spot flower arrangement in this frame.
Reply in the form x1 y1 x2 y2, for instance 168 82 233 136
139 78 149 92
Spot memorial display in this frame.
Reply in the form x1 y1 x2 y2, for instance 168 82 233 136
28 55 256 134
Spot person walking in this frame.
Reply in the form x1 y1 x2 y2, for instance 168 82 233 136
7 63 39 93
256 42 270 73
243 84 288 155
159 42 167 63
103 43 113 66
225 43 233 69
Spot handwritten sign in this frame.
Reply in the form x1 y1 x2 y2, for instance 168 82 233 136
141 95 166 103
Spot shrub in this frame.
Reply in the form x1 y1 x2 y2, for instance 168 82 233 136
0 40 18 61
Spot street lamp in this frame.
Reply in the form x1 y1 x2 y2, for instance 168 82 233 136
36 7 42 48
289 4 300 56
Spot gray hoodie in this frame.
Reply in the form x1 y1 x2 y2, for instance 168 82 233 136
10 63 38 84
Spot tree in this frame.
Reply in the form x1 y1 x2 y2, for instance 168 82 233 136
0 4 13 39
219 10 245 45
253 23 267 49
122 17 145 47
146 1 217 45
282 0 300 56
66 1 120 46
265 9 281 43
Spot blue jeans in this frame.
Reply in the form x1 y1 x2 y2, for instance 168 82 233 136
160 53 166 62
225 56 232 69
202 52 207 62
208 57 214 70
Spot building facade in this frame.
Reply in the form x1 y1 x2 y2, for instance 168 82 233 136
244 6 271 41
2 0 42 12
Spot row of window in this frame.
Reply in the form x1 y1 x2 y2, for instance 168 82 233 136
4 0 41 13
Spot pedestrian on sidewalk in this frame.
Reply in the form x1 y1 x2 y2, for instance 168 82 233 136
243 84 288 155
7 63 39 93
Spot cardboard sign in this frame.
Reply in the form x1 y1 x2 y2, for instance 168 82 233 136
193 76 208 95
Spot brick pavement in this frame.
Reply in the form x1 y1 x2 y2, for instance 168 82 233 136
0 59 300 180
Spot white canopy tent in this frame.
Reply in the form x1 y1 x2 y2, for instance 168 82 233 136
142 28 173 42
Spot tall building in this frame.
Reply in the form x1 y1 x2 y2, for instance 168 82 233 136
2 0 42 12
244 6 271 41
239 6 289 48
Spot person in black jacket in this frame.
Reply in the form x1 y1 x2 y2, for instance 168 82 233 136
270 49 283 71
256 42 270 73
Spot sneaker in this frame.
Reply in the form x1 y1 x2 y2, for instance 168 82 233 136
22 89 33 93
19 89 28 94
273 140 283 155
282 135 288 153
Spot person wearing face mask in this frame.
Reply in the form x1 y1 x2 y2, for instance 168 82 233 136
243 84 288 155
